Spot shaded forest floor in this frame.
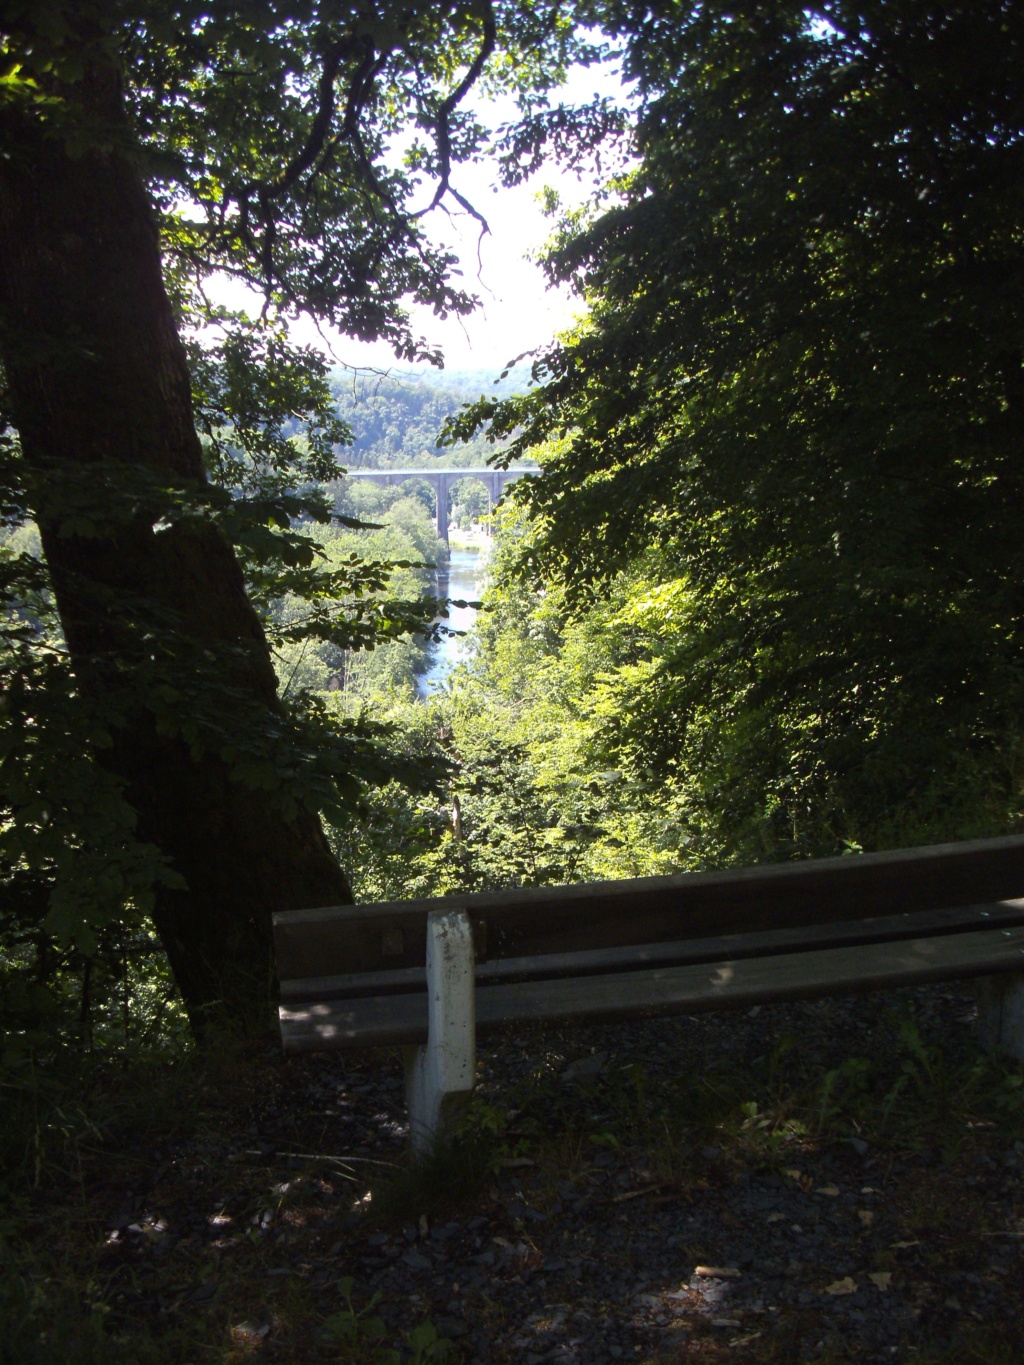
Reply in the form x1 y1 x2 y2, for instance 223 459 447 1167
4 984 1023 1364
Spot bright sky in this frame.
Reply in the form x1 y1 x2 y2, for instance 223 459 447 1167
218 61 629 377
288 158 588 374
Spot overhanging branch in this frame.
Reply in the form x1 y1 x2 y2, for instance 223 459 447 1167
414 0 496 233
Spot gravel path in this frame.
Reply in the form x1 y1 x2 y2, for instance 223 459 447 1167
83 983 1023 1362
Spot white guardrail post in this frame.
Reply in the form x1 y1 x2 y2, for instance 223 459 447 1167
976 971 1024 1061
403 909 476 1154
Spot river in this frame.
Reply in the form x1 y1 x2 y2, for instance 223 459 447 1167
417 544 488 696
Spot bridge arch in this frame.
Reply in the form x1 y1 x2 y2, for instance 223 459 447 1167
341 467 532 544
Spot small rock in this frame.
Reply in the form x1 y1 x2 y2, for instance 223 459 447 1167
402 1250 432 1271
434 1316 470 1339
562 1052 608 1083
509 1201 548 1223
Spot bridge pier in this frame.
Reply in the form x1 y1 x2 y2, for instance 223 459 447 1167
435 471 450 545
340 467 531 548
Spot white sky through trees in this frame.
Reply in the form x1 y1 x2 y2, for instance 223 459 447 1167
214 60 630 377
293 152 585 373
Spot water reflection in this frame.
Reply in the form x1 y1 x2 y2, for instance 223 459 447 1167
418 545 486 696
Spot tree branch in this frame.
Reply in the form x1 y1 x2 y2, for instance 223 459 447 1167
414 0 496 230
267 35 362 201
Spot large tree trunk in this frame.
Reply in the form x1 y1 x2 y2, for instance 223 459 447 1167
0 42 353 1033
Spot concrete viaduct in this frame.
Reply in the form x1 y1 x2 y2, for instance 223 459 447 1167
342 467 533 545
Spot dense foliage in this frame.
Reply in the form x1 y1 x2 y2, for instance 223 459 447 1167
458 0 1024 860
328 506 699 905
4 0 1023 1060
4 7 1024 1357
328 365 530 468
0 0 596 1043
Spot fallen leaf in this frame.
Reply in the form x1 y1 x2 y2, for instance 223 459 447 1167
729 1331 763 1346
817 1185 840 1197
784 1168 815 1191
823 1277 858 1296
711 1317 741 1327
869 1272 893 1292
890 1240 921 1249
858 1209 875 1227
695 1265 741 1279
766 1212 785 1223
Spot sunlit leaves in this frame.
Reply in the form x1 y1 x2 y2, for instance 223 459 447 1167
453 0 1024 859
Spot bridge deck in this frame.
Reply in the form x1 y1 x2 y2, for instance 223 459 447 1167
340 468 535 542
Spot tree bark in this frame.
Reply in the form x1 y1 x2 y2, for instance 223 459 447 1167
0 41 353 1033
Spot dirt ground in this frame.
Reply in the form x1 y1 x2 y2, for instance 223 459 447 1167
8 981 1024 1363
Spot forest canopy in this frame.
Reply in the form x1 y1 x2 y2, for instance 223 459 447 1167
459 0 1024 862
2 0 1023 1053
0 0 595 1038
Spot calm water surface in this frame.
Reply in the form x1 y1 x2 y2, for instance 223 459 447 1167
418 545 486 696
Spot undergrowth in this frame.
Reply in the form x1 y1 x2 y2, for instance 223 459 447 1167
3 992 1022 1363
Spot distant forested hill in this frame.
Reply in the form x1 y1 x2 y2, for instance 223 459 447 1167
330 364 531 469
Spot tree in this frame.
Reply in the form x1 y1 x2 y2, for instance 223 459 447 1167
0 1 588 1033
461 0 1024 858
